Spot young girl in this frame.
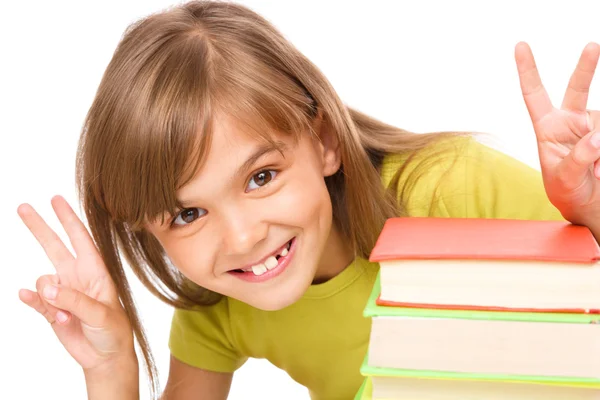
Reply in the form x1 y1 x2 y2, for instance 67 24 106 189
16 1 600 399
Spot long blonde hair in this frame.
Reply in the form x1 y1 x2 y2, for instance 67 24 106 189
76 1 462 396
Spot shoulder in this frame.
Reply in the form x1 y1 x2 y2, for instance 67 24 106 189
172 295 228 324
380 134 475 216
381 133 472 187
169 297 248 372
381 134 563 220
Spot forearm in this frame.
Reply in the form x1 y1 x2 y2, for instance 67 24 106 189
84 354 140 400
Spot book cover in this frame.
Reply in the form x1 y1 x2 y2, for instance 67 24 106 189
354 377 372 400
375 298 600 314
360 354 600 388
369 217 600 263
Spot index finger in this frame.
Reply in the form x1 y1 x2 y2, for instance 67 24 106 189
515 42 554 125
17 203 74 273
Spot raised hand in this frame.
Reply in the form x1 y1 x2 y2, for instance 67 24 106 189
515 42 600 231
17 195 136 373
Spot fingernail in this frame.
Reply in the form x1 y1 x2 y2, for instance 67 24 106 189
56 311 69 324
43 285 58 300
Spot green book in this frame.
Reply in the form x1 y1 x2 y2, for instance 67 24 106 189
360 354 600 387
362 272 600 387
353 377 372 400
365 272 600 324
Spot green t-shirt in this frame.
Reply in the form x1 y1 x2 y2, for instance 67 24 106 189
168 137 564 399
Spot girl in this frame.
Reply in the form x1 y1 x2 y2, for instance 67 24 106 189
16 1 600 399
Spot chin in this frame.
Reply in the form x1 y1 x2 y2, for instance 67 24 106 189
238 266 317 311
238 272 313 311
255 286 310 311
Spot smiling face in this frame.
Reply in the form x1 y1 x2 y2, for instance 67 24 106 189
145 113 349 310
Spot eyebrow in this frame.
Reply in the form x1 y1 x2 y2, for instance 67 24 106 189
236 140 287 178
176 140 288 209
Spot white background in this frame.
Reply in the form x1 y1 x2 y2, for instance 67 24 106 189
2 0 600 399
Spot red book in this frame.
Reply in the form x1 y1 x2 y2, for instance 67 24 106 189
369 217 600 313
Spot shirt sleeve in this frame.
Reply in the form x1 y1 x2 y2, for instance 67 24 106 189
387 135 565 221
169 297 247 373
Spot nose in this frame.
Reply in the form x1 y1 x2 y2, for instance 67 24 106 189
220 204 268 256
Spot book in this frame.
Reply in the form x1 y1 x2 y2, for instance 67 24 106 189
364 273 600 381
369 217 600 312
360 217 600 398
354 377 372 400
361 363 600 400
364 277 600 384
360 274 600 398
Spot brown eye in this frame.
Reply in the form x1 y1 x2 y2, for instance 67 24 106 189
172 208 206 227
247 170 277 191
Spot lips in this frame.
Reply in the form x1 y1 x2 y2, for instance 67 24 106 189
230 238 293 275
228 237 297 282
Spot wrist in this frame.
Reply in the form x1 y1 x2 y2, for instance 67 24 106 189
561 209 600 243
84 352 140 400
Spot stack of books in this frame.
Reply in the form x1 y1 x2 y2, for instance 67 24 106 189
355 217 600 399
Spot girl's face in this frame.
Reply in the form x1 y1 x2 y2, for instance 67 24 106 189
145 114 344 310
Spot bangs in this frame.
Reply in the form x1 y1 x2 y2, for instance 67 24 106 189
79 23 318 231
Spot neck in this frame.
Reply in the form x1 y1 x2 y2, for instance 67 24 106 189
312 223 355 284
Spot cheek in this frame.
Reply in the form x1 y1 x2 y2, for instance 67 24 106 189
155 232 218 281
273 169 332 227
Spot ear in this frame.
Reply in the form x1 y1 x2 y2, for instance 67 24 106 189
313 110 341 177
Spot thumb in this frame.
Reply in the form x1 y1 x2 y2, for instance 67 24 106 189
557 130 600 190
42 284 110 328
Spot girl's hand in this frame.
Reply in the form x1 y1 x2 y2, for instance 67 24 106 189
17 195 136 373
515 42 600 227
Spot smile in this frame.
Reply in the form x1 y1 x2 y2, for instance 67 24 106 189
228 237 297 282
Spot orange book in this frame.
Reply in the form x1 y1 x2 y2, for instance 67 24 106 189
369 217 600 313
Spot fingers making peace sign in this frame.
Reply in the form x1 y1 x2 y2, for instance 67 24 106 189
17 196 135 372
516 42 600 230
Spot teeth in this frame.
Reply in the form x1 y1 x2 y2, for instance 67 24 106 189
264 256 278 270
239 240 292 275
251 264 268 275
